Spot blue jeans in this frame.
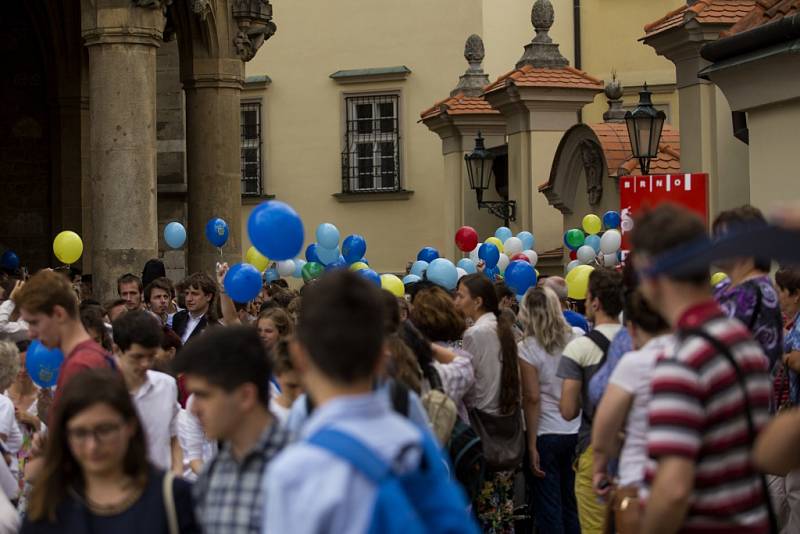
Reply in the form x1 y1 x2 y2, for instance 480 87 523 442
531 433 580 534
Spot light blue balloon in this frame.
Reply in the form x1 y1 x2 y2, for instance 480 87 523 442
495 226 513 243
316 245 341 266
316 223 340 249
517 231 535 251
264 267 280 284
403 274 422 285
410 260 429 278
293 259 306 278
426 258 458 290
164 222 186 249
585 234 601 253
457 258 477 274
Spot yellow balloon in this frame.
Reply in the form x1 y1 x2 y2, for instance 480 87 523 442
566 264 594 300
245 246 269 272
350 262 369 272
711 272 729 287
53 231 83 265
380 274 405 298
485 237 504 253
582 214 602 235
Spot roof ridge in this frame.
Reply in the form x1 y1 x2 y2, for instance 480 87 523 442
644 3 689 32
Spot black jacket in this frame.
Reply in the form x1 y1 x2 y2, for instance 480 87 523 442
171 310 208 342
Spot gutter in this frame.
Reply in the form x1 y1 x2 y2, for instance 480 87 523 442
574 0 582 123
700 13 800 63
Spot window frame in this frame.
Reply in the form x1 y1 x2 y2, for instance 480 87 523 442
240 100 264 196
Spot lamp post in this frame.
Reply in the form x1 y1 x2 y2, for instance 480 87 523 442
624 84 666 176
465 132 516 226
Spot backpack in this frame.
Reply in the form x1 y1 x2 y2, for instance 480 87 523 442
420 365 457 445
308 428 480 534
446 417 485 502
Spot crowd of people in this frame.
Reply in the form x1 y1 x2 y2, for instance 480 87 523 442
0 201 798 533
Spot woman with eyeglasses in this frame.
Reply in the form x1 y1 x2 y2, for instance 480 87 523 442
21 369 198 533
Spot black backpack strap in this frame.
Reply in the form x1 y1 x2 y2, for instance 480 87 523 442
681 328 778 534
389 380 409 417
585 329 611 369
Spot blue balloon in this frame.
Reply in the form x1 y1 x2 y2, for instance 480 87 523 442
403 274 422 285
427 258 458 290
25 340 64 388
1 250 20 271
478 243 500 269
325 256 347 271
248 201 305 261
342 235 367 264
603 211 621 229
264 267 280 284
224 263 262 303
410 260 429 278
293 259 306 278
516 231 535 251
316 223 340 250
417 247 439 263
316 245 341 266
457 258 477 274
205 217 229 248
495 227 513 243
164 222 187 249
484 266 499 281
305 244 320 264
359 268 381 287
504 260 538 295
585 234 601 254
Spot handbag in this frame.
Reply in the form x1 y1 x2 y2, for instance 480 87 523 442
605 485 640 534
163 471 178 534
468 406 524 473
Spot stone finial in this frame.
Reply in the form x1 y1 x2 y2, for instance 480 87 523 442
516 0 569 69
603 72 626 122
452 34 491 97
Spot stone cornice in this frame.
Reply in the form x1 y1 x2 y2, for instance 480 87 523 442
82 27 164 47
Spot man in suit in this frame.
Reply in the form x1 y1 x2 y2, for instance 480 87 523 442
172 273 218 344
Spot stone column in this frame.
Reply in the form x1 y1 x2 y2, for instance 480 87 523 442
82 2 164 303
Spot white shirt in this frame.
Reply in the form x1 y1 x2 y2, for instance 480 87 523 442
131 370 179 471
0 300 28 343
463 313 504 415
177 396 217 481
181 312 205 344
269 398 291 426
518 328 583 435
608 334 675 486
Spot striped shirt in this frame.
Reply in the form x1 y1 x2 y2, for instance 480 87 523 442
642 301 771 534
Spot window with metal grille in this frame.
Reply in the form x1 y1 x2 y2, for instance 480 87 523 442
341 95 401 192
240 102 262 195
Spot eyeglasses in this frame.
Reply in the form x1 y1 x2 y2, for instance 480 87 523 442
67 422 124 445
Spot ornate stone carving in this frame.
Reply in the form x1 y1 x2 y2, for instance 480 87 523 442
580 140 604 205
132 0 171 11
452 34 491 97
516 0 569 69
603 72 626 122
232 0 277 61
192 0 212 20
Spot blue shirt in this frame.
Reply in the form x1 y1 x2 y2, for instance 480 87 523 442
587 327 633 408
563 310 589 333
263 392 424 534
784 313 800 405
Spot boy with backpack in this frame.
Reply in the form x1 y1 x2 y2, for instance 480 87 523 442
262 271 478 534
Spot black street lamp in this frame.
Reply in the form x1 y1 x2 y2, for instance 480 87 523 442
465 132 516 225
625 83 666 176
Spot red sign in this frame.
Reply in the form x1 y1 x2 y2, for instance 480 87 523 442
619 173 708 249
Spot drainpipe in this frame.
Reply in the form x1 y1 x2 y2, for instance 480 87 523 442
574 0 582 122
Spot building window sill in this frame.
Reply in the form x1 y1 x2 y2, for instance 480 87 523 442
333 189 414 203
330 66 412 85
242 193 276 205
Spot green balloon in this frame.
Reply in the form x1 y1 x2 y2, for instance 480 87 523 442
301 261 324 282
565 228 585 250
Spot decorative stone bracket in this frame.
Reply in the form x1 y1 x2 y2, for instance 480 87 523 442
133 0 172 13
232 0 277 61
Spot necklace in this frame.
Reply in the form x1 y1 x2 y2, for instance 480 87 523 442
80 479 145 516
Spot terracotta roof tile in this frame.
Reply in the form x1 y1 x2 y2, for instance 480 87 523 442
644 0 756 37
420 92 499 120
589 122 681 177
483 65 604 94
725 0 800 35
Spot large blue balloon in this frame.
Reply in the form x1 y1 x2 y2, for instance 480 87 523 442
426 258 458 290
316 223 340 250
410 260 429 278
359 268 381 287
163 222 186 249
417 247 439 263
248 201 305 261
517 231 535 251
504 260 538 295
316 245 341 266
403 274 422 285
25 340 64 388
585 234 601 254
478 242 500 269
484 265 499 281
224 263 262 303
1 250 20 271
205 217 229 248
457 258 477 274
305 244 320 264
495 227 513 243
603 211 621 229
342 235 367 264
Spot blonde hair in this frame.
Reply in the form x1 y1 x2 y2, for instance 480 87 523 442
0 341 21 391
518 287 572 354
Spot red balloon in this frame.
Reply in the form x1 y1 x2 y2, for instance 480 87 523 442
454 226 479 253
570 250 578 261
510 253 530 263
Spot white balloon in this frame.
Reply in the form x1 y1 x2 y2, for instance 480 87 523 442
503 237 523 256
577 245 596 265
469 245 480 263
497 253 510 274
600 229 622 254
277 259 296 277
456 267 468 280
603 253 619 267
522 249 538 267
566 260 581 273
